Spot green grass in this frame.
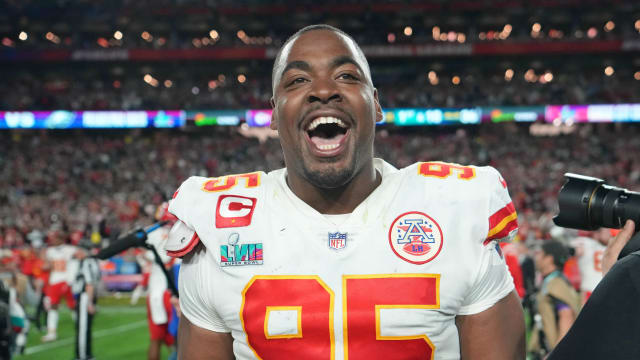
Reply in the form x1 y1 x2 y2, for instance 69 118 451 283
17 296 173 360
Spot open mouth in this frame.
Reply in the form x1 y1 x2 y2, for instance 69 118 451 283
305 116 350 152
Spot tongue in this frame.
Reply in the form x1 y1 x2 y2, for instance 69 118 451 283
310 133 345 148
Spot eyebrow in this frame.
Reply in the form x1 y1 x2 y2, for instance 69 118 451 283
329 55 363 73
280 55 364 81
280 60 311 78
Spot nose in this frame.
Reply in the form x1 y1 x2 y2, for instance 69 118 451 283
307 77 342 104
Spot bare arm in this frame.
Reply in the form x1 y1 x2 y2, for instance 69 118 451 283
555 307 575 346
455 290 525 360
178 314 235 360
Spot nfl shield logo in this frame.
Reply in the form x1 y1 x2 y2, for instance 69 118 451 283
328 232 347 250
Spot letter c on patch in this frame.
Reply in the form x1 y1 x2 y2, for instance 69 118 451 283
216 195 257 228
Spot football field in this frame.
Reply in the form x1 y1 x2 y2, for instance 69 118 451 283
17 297 172 360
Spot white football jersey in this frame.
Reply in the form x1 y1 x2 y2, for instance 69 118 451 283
571 236 605 293
146 226 173 324
46 245 78 285
167 159 518 360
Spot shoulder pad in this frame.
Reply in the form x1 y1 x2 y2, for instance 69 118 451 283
165 220 200 258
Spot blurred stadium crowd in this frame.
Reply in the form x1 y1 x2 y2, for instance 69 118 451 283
3 58 640 111
3 0 640 110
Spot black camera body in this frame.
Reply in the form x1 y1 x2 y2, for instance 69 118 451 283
553 173 640 259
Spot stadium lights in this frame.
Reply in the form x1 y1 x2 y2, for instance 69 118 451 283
18 31 28 41
387 33 396 43
587 27 598 38
1 37 13 47
635 20 640 31
112 80 121 89
428 71 438 85
604 66 614 76
237 74 247 84
457 33 466 43
531 23 541 38
452 76 461 85
143 74 159 87
524 69 537 82
635 71 640 81
432 26 440 40
114 31 123 40
97 37 109 48
505 69 514 81
208 80 217 90
604 21 615 32
404 26 413 36
543 72 553 82
141 31 152 41
191 86 200 95
164 80 173 88
218 74 226 82
209 30 219 39
499 24 512 40
46 32 61 44
192 38 202 48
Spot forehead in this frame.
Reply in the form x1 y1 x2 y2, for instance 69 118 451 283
289 30 357 59
278 30 366 74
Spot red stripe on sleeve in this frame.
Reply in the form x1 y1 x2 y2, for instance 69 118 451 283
488 202 516 229
484 218 519 244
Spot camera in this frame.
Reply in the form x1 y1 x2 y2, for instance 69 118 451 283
553 173 640 259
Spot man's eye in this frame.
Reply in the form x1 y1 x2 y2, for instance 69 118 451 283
338 73 359 81
288 77 308 86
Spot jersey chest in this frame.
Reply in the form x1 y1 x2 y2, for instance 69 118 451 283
202 190 489 360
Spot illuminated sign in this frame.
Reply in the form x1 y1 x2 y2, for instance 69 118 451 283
0 111 185 129
188 110 242 126
482 106 544 122
393 108 481 126
545 104 640 123
246 109 273 127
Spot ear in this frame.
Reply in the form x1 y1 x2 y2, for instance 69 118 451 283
373 88 383 123
269 97 278 130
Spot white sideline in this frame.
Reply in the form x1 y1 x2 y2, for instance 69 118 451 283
24 320 147 355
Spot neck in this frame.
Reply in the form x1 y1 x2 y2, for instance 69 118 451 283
542 266 558 277
286 160 381 214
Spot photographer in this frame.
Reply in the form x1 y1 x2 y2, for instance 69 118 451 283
548 220 637 359
528 240 581 356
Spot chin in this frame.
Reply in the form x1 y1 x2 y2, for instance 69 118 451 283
303 162 355 189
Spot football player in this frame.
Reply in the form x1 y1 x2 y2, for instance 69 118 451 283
168 25 525 359
41 228 80 342
145 203 180 360
570 228 609 302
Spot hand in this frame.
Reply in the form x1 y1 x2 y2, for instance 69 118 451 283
88 303 96 315
170 295 181 318
602 220 636 275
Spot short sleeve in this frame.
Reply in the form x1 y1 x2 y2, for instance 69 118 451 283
484 167 518 243
458 241 515 315
179 248 230 333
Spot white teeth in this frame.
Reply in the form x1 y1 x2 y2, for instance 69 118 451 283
318 144 340 150
307 116 347 131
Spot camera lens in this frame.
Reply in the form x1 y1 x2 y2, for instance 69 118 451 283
553 173 640 230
